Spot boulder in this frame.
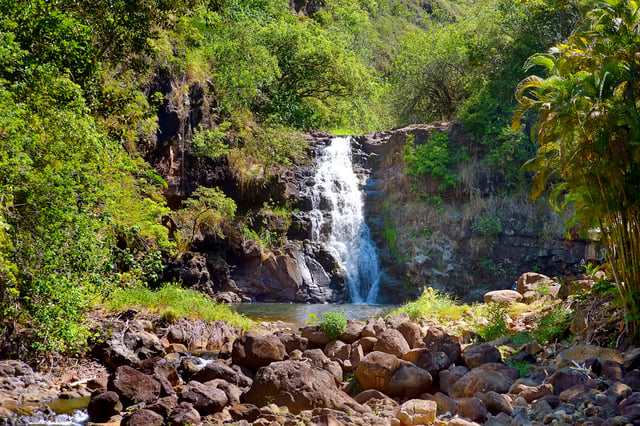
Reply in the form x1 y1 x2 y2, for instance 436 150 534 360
461 343 502 369
166 401 201 426
386 312 411 329
355 351 400 392
121 408 164 426
303 348 344 383
146 396 178 419
191 361 252 388
373 329 411 357
362 317 386 338
483 290 523 305
138 357 181 386
108 365 160 407
395 399 437 425
450 363 519 399
243 359 365 414
277 332 309 354
432 391 457 416
231 331 286 372
556 344 623 369
94 328 165 369
516 272 553 294
228 403 261 423
359 336 378 353
179 380 228 415
439 365 470 396
340 320 364 343
481 391 513 415
456 397 488 423
549 366 596 395
386 362 432 398
325 340 351 361
88 389 122 422
510 383 553 403
403 349 453 376
300 325 331 346
423 326 461 363
395 321 424 349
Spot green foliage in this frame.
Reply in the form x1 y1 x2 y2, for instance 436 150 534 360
473 214 503 238
175 186 236 253
533 305 571 344
318 311 348 340
192 124 231 160
507 358 531 377
106 282 254 329
403 132 467 191
514 0 640 339
477 302 509 341
395 287 470 321
509 332 534 346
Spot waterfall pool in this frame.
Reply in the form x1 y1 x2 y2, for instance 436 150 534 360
233 303 398 326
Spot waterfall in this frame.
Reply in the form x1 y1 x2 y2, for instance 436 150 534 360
309 136 381 304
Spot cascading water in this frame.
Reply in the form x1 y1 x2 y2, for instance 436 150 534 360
309 136 381 304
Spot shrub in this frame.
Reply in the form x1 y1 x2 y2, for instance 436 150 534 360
395 287 470 322
403 132 462 191
533 305 571 343
318 311 348 340
473 214 502 238
477 302 509 341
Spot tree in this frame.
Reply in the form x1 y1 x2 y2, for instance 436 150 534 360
514 0 640 340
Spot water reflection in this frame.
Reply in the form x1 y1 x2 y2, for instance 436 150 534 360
233 303 397 325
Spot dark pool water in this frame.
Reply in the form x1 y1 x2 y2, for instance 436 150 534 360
233 303 398 325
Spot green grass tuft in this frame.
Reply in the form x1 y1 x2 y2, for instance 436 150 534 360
105 283 254 330
394 287 470 322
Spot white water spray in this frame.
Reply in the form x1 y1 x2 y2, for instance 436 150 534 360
309 136 381 304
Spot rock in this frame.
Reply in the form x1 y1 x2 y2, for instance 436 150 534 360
354 389 391 404
359 336 378 353
300 325 331 346
402 349 452 375
373 329 411 357
483 290 523 304
516 272 553 294
447 415 483 426
386 362 433 398
395 321 423 349
456 397 488 423
121 409 164 426
340 320 364 343
229 403 261 422
510 383 553 402
549 366 596 395
395 399 437 425
485 412 513 426
355 351 399 392
138 357 181 386
386 312 410 329
243 359 365 414
423 326 461 363
461 343 502 369
556 344 623 368
231 331 286 372
325 340 351 361
450 363 519 399
432 391 457 416
167 326 189 345
94 328 165 369
620 392 640 420
481 391 513 415
362 317 385 338
439 365 470 396
88 390 122 422
166 401 201 426
191 361 252 387
146 395 178 418
108 365 160 407
277 332 309 354
206 378 243 404
179 380 228 415
303 348 344 383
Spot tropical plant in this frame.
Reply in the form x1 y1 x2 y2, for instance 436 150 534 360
514 0 640 340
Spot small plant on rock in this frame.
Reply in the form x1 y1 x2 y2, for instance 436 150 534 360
478 302 509 341
319 311 347 340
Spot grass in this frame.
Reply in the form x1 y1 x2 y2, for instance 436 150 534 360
104 283 254 330
394 287 471 322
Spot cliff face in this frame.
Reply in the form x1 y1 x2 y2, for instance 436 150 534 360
353 123 585 303
144 75 585 304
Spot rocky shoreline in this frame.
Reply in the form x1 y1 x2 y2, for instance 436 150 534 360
1 274 640 425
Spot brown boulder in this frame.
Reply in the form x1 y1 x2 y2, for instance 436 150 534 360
243 359 365 414
394 399 437 425
179 380 228 415
138 357 181 386
439 365 469 396
191 361 252 388
456 397 488 423
386 362 432 398
121 408 163 426
355 351 400 392
373 328 411 357
483 290 523 305
166 401 201 426
403 349 452 375
396 322 424 349
423 326 461 363
88 389 122 422
556 344 623 368
277 332 309 354
231 331 285 372
341 320 364 343
516 272 553 294
300 325 331 346
450 363 519 398
481 391 513 415
108 365 161 407
325 340 351 361
549 366 596 395
461 343 502 369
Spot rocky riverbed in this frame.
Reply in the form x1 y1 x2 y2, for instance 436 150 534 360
1 273 639 425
